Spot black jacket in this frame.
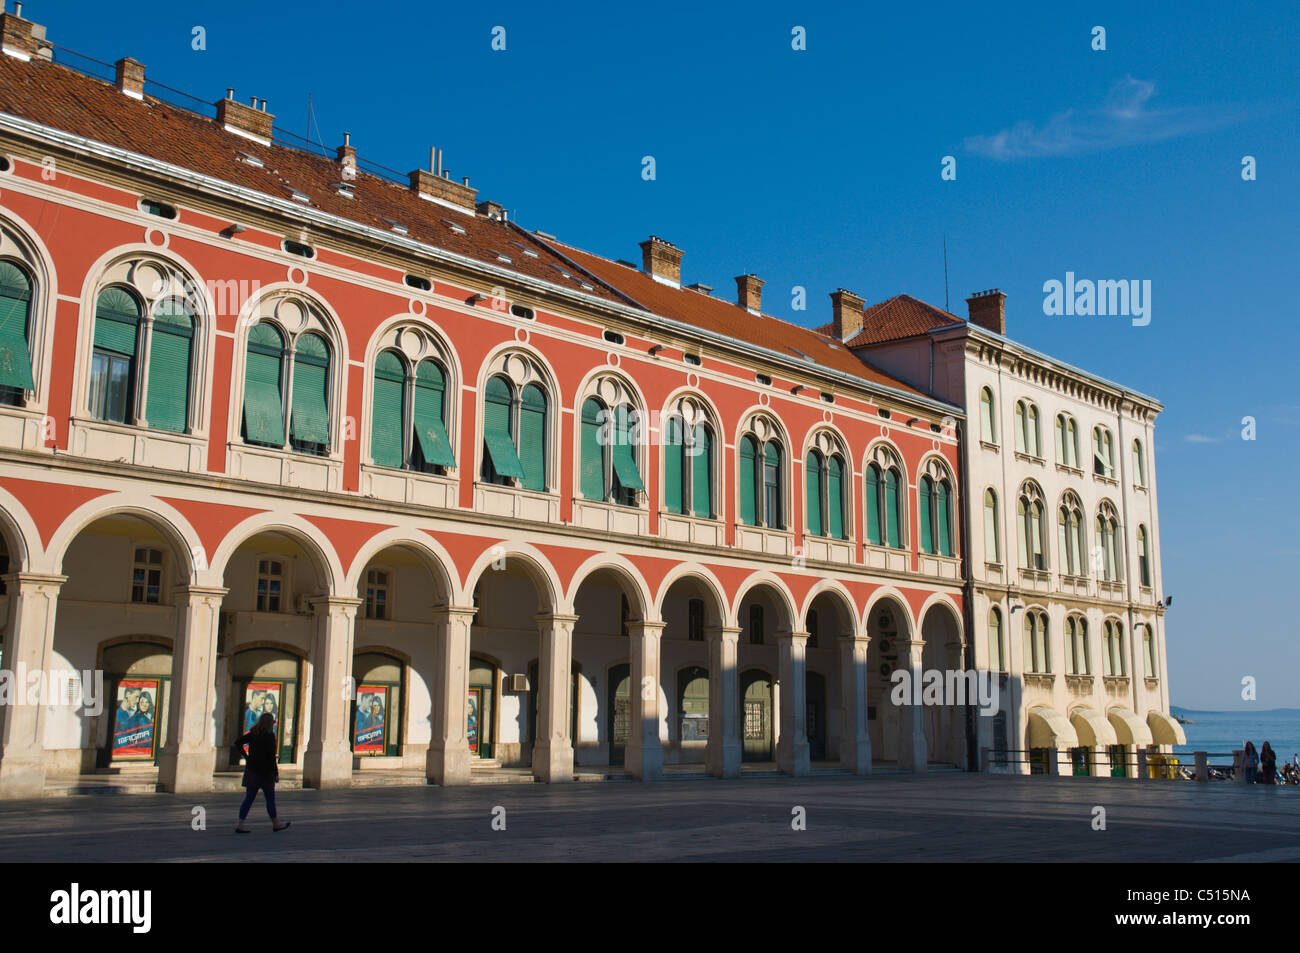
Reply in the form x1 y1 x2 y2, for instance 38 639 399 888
238 730 279 780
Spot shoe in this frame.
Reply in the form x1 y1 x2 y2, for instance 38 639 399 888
273 821 291 832
235 822 249 833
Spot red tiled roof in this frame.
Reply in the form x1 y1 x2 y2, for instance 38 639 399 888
548 241 928 398
0 54 630 305
813 294 965 347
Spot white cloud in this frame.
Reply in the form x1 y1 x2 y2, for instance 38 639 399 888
1183 434 1219 444
964 77 1244 160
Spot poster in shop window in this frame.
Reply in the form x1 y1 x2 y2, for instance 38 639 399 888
467 687 481 755
111 677 161 760
243 681 282 742
354 685 389 755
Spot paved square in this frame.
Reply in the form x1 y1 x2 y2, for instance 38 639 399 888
1 773 1296 862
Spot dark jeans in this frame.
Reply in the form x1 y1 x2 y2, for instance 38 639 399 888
239 774 277 819
1245 767 1258 783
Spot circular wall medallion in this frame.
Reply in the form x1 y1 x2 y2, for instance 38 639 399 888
144 227 168 249
823 409 833 424
686 372 700 389
758 392 770 407
408 297 426 317
932 439 941 451
606 351 620 367
514 326 529 344
287 265 308 286
881 426 890 439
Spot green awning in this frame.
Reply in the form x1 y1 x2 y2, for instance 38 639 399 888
483 428 525 480
413 407 456 467
243 380 284 445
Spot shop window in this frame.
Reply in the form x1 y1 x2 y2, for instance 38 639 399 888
130 547 163 604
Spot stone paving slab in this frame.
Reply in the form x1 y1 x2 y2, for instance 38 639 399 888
2 772 1296 862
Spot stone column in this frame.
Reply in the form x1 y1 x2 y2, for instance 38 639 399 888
426 606 476 785
838 632 871 775
1091 745 1108 777
776 629 811 776
706 625 741 778
626 620 665 780
899 639 928 772
158 585 228 793
533 612 578 782
303 595 361 789
0 573 65 798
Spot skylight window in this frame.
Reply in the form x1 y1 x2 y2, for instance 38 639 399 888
383 218 408 235
551 265 571 279
787 347 810 360
236 151 264 168
440 219 467 236
286 187 311 204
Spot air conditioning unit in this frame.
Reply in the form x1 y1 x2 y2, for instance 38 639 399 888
508 673 529 693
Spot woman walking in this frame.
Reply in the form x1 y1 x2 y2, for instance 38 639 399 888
1259 741 1277 785
1243 741 1259 783
235 712 290 833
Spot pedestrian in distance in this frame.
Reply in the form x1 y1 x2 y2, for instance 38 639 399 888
1259 741 1276 785
1242 741 1259 784
234 712 290 833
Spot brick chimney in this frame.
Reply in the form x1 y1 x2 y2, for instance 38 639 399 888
0 4 52 61
114 57 145 100
830 288 865 341
735 274 763 313
336 133 357 182
966 288 1006 335
215 92 274 145
639 236 682 286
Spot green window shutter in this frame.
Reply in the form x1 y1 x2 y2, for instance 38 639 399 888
937 480 952 556
919 475 934 553
243 323 284 445
145 300 193 433
370 351 406 468
865 465 882 545
763 441 782 528
413 359 455 467
483 376 525 481
885 468 901 548
0 261 34 391
827 455 844 539
517 383 547 491
94 287 140 356
611 404 644 492
805 451 823 537
739 436 758 526
581 398 607 500
662 414 683 513
690 422 712 519
290 333 330 447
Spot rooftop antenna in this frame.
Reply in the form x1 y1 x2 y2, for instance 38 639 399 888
307 93 324 149
943 233 950 313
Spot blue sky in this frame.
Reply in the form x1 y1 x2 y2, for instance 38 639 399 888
47 0 1299 709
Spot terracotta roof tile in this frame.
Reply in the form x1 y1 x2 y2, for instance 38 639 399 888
812 294 965 347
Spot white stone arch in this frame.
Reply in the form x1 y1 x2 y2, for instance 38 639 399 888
0 206 58 411
208 511 343 595
226 282 349 457
862 437 910 548
652 561 728 627
360 312 464 470
72 244 218 437
729 570 797 632
571 365 650 505
342 527 459 606
799 578 859 637
461 539 563 615
44 493 204 585
0 487 42 573
565 552 655 624
861 585 917 639
734 405 793 531
917 593 965 649
475 341 562 493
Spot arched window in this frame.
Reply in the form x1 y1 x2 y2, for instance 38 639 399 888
1015 400 1041 457
805 450 825 537
988 607 1004 672
1055 413 1079 468
242 322 285 448
290 332 331 455
1095 501 1121 581
1092 426 1115 477
90 286 142 425
803 441 847 540
917 465 954 556
1140 624 1157 677
482 374 548 492
826 454 845 539
0 259 36 405
740 422 784 529
1066 616 1089 675
979 386 995 444
690 422 713 518
1024 610 1050 673
145 299 194 434
1102 620 1126 677
579 396 643 505
663 397 716 519
1137 525 1150 587
1057 491 1086 577
1016 482 1047 570
370 350 454 473
864 444 904 549
762 440 783 529
1132 439 1146 487
983 489 1000 563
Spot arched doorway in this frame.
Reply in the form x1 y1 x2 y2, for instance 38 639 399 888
228 647 302 766
866 597 909 763
920 601 965 767
658 573 724 767
97 640 172 768
607 662 630 766
805 587 857 768
469 655 498 760
740 669 774 762
352 651 403 759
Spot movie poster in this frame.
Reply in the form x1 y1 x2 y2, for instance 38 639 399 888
111 678 160 760
243 681 282 741
354 685 388 755
467 687 481 755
